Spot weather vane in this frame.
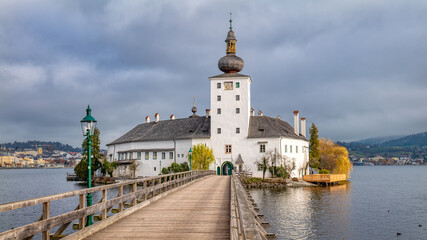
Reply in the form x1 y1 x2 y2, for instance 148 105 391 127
229 12 232 30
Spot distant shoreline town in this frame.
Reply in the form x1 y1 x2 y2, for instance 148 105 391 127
0 141 106 168
0 147 82 168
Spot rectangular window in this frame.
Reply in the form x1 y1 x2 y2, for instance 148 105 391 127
154 167 157 171
145 152 149 160
217 82 221 89
162 152 165 159
225 145 232 154
236 95 240 101
169 152 173 159
260 144 266 153
217 108 221 114
236 108 240 114
137 152 141 160
290 145 292 153
217 95 221 101
236 128 240 134
217 128 221 134
153 152 157 160
296 146 298 153
236 82 240 88
257 164 263 171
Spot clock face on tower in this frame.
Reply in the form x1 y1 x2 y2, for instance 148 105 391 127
224 81 233 90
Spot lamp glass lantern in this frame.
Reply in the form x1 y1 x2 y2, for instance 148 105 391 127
81 105 97 136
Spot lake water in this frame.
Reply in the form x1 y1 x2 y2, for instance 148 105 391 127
250 166 427 240
0 168 130 238
1 166 426 239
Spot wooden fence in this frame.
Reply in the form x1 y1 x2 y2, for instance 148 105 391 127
0 170 214 240
230 174 275 240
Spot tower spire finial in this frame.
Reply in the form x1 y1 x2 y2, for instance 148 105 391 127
229 13 232 30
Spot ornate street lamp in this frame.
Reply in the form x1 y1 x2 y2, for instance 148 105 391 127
80 105 97 226
189 148 192 172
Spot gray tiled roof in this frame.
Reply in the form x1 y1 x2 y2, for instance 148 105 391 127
107 117 211 146
235 154 244 164
248 116 308 141
108 115 307 146
209 72 250 78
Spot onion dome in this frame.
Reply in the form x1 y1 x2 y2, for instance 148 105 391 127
190 97 198 118
218 17 244 73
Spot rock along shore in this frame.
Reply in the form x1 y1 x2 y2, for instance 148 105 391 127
241 177 318 188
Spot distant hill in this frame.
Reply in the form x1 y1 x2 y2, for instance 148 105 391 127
0 140 81 152
355 135 404 145
382 132 427 147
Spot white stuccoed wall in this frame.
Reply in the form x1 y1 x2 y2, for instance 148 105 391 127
209 75 251 172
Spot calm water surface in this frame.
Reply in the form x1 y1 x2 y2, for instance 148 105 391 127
0 168 129 238
250 166 427 240
1 166 426 239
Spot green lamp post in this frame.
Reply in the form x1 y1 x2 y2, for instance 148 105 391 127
80 105 97 226
189 147 192 172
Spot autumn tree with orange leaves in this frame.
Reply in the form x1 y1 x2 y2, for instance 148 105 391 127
318 138 353 178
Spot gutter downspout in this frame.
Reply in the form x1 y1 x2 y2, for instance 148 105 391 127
173 139 176 164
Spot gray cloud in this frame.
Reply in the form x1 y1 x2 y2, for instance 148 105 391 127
0 0 426 147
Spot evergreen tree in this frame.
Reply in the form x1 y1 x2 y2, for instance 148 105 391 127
309 123 320 169
74 128 103 181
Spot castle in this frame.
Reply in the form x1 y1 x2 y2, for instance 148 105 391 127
107 23 309 178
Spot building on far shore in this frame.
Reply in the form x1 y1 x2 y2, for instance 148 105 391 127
107 23 309 178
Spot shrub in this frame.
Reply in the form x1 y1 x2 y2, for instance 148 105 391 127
319 169 330 174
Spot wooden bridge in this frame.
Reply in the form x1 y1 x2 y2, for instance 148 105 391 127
0 171 273 240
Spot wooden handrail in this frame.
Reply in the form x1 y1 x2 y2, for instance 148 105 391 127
231 173 271 240
0 170 210 212
0 170 214 240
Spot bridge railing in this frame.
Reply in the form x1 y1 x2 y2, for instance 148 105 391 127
231 173 276 240
0 170 214 240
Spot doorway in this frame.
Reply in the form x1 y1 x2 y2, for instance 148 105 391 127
221 161 233 175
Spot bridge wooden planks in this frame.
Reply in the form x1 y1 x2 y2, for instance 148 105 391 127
85 175 231 240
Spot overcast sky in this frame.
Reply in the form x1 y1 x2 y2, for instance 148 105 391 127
1 0 426 148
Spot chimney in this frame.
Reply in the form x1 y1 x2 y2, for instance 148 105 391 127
170 114 175 120
250 108 255 116
293 110 299 135
145 116 150 123
258 110 263 116
155 113 160 123
205 109 210 118
277 116 281 119
301 117 306 137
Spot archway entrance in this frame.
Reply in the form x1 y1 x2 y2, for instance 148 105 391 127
221 161 233 175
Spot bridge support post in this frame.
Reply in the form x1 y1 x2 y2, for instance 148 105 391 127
42 202 50 240
79 194 85 229
101 189 107 220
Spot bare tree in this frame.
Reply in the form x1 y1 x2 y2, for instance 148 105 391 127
256 155 270 181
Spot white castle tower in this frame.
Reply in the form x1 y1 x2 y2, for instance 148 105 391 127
209 19 252 174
